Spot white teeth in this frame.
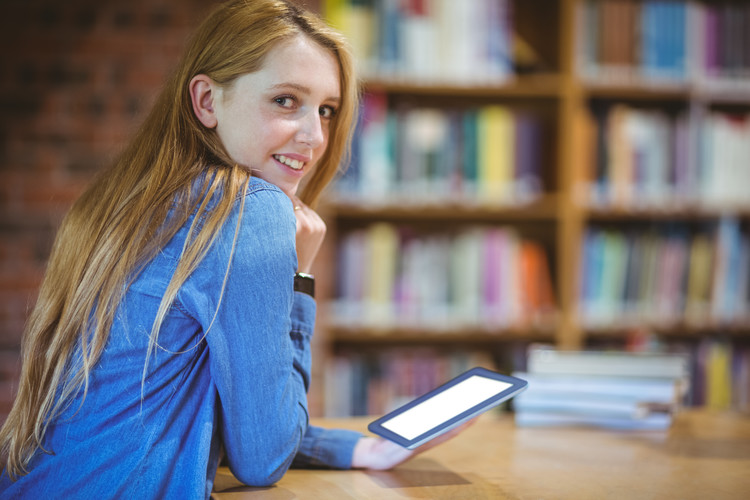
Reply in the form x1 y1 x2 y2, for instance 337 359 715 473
275 154 304 170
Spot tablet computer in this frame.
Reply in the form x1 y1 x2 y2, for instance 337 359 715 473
367 367 528 449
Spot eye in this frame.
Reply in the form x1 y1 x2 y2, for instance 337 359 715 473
319 105 337 119
274 95 296 108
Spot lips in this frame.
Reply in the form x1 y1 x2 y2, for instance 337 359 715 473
273 154 305 170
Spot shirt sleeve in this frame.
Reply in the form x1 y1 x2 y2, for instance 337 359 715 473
177 183 311 487
291 425 363 470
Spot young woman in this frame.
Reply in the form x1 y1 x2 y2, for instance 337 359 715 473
0 1 468 498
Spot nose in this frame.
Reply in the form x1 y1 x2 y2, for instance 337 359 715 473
296 110 325 149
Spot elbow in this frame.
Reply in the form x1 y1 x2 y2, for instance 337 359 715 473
229 426 305 487
233 466 288 488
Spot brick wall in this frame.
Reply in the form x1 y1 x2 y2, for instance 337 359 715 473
0 0 227 424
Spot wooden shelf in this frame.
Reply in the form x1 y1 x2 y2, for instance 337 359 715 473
582 319 750 338
326 323 557 345
362 73 564 99
322 195 559 222
582 204 750 221
582 80 693 100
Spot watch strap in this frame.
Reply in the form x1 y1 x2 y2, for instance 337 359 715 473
293 273 315 298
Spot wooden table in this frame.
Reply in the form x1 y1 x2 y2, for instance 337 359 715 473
212 410 750 499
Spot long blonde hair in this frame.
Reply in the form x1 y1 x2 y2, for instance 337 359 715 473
0 0 357 479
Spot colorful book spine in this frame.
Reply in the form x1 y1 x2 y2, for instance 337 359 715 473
689 338 750 411
478 106 514 203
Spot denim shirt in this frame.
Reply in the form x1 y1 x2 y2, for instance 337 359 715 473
0 177 361 499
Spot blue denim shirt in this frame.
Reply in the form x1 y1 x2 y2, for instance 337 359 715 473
0 177 361 499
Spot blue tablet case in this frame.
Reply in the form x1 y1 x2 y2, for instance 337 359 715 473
368 367 528 449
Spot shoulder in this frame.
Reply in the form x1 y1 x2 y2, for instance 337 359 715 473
211 176 297 269
228 176 295 240
236 177 294 221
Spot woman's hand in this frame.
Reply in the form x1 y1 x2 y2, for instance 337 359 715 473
350 418 477 471
290 197 326 274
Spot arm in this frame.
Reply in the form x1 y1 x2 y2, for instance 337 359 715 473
290 420 477 471
291 425 362 469
180 184 311 487
287 198 476 471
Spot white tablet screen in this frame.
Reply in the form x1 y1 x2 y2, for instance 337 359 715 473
380 375 512 440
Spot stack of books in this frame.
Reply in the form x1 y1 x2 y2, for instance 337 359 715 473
513 347 689 430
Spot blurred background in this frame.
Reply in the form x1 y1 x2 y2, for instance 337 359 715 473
1 0 749 428
0 0 224 421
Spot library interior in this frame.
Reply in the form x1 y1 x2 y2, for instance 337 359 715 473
1 0 749 498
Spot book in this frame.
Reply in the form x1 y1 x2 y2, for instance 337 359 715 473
514 112 543 202
478 105 515 204
519 241 556 321
450 228 483 325
358 91 392 202
705 339 732 410
527 347 688 380
365 223 399 324
515 411 673 430
684 231 714 321
514 372 680 404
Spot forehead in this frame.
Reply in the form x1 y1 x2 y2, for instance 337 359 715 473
232 35 341 98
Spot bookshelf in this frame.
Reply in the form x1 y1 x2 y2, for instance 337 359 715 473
308 0 750 417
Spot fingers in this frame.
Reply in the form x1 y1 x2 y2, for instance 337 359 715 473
351 437 414 470
291 199 326 236
351 416 480 471
291 196 304 213
289 197 326 274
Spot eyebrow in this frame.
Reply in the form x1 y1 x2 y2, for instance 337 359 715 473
270 82 340 103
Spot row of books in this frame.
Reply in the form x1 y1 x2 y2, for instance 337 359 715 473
336 93 546 205
577 0 750 86
323 0 514 84
578 104 750 208
331 223 556 329
514 347 689 430
324 348 496 417
323 340 749 419
579 218 749 326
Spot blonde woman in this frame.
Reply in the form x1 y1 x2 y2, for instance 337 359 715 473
0 0 472 497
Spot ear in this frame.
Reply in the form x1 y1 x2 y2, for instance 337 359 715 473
189 74 218 128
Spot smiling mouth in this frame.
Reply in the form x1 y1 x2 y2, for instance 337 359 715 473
273 154 305 170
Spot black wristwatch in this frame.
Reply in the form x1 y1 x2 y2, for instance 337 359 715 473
293 272 315 298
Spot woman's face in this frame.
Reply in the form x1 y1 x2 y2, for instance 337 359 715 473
213 36 341 198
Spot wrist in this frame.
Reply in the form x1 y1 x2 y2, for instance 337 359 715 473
293 272 315 298
351 437 376 469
